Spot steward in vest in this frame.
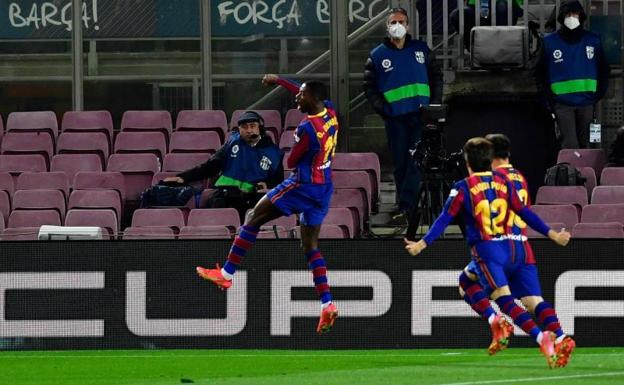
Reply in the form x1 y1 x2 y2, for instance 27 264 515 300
534 0 610 149
363 7 442 224
166 111 283 221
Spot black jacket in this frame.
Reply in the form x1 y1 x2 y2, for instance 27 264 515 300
177 135 284 189
363 34 443 118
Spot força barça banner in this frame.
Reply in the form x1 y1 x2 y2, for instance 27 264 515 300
0 0 388 39
0 239 623 350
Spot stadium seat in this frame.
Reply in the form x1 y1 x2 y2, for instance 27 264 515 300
535 186 588 211
6 111 58 138
121 110 172 145
12 189 66 218
170 131 221 154
114 131 167 162
0 192 10 227
579 167 596 200
230 110 282 139
163 153 210 173
332 153 381 212
278 130 296 151
284 108 305 131
600 167 624 186
51 154 103 187
530 204 579 229
580 203 624 226
571 222 624 239
591 186 624 204
556 149 607 177
263 214 297 231
107 154 161 200
61 110 114 147
131 208 185 232
1 132 54 168
323 207 356 238
68 189 123 225
187 208 240 231
0 155 48 182
57 132 110 168
176 110 228 144
179 225 232 239
8 209 62 228
123 226 176 240
527 222 566 238
65 209 118 239
332 170 372 215
0 114 4 146
291 224 347 239
16 172 70 200
0 171 15 198
1 227 39 241
73 171 126 202
256 225 290 239
330 188 367 235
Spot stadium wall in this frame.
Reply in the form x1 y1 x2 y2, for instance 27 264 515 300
0 239 622 350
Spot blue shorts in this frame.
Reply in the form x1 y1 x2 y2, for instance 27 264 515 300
266 178 333 226
468 241 514 296
466 252 542 298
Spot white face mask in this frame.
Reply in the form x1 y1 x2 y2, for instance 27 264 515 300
564 16 580 30
388 23 407 39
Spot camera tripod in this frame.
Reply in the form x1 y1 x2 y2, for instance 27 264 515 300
405 169 455 240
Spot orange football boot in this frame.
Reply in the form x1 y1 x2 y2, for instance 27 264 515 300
196 264 232 290
539 331 558 368
316 303 338 334
488 314 514 355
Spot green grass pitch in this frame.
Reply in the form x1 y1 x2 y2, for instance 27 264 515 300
1 348 623 385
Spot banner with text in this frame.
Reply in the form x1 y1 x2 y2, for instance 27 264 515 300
0 239 622 350
0 0 388 39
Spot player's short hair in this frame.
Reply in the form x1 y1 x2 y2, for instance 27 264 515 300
463 137 494 172
485 133 511 159
303 81 327 102
387 7 409 24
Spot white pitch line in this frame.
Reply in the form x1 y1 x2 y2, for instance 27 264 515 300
438 371 624 385
0 352 623 359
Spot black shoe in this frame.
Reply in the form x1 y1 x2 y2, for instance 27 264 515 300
386 212 408 226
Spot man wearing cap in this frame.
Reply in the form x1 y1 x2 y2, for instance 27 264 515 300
164 111 283 221
534 0 610 149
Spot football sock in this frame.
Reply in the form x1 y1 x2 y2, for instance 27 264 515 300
496 295 541 340
535 301 565 338
222 225 259 276
306 249 332 305
459 271 496 320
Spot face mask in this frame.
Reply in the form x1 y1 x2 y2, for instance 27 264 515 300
564 16 580 30
388 23 407 39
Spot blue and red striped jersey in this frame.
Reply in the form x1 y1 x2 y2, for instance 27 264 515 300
423 171 547 247
494 164 536 264
276 77 339 185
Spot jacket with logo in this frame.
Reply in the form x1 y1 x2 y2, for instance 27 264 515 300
363 34 442 118
177 132 284 192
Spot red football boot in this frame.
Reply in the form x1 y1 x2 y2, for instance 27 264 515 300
555 336 576 368
488 314 514 355
196 264 232 290
316 303 338 334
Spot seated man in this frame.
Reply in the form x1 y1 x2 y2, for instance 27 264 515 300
164 111 284 222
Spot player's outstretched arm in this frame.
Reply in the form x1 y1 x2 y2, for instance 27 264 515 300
262 74 300 95
404 238 427 256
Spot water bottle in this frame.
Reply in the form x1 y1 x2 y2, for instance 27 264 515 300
480 0 490 19
589 118 602 145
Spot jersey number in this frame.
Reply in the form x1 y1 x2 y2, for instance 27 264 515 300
475 198 508 236
506 189 528 229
